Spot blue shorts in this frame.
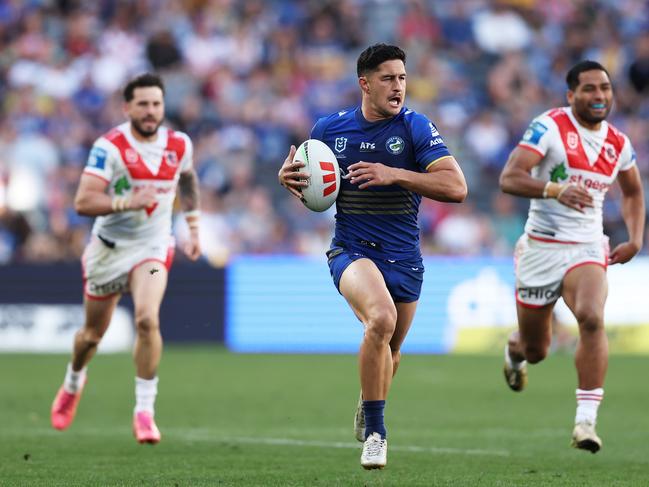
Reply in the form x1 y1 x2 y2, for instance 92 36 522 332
326 242 424 303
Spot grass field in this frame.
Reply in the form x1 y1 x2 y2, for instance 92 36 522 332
1 347 648 486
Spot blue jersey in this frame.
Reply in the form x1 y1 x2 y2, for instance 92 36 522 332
311 106 452 259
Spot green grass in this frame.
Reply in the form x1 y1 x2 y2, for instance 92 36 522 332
1 348 648 486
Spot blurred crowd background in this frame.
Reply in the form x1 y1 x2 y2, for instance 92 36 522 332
0 0 648 266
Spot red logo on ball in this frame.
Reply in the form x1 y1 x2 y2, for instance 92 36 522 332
320 161 336 196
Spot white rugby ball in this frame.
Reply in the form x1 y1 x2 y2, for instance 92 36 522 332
293 139 340 212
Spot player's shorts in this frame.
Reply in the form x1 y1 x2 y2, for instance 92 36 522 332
514 234 609 308
82 234 175 299
326 241 424 303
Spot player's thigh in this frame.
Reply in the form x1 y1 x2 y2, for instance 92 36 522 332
516 302 554 349
390 301 418 351
339 258 396 325
129 260 169 319
83 293 121 336
561 264 607 325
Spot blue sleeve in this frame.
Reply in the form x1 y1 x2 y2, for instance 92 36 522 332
409 113 452 171
310 117 328 140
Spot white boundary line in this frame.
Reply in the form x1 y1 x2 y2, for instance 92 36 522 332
203 436 510 457
12 428 510 457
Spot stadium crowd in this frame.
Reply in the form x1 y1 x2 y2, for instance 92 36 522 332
0 0 648 266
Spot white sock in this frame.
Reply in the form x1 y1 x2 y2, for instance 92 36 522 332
63 363 86 394
575 388 603 424
135 376 159 415
504 344 526 371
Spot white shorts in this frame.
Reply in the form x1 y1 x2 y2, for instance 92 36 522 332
82 234 175 299
514 234 609 308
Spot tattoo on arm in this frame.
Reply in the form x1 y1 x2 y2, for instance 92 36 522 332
178 170 200 212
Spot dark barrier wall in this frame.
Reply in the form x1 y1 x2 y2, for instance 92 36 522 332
0 262 225 343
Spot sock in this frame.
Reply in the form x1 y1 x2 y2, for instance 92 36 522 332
135 376 159 415
575 388 603 424
63 363 86 394
505 344 526 371
363 400 386 440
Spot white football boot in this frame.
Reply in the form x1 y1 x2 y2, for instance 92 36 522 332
360 432 387 469
571 420 602 453
503 345 527 392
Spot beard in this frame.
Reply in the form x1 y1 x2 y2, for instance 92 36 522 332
576 103 611 125
131 118 162 138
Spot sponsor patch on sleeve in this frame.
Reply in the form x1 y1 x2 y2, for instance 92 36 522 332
522 121 548 145
87 146 107 170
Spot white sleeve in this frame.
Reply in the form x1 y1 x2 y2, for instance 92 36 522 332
618 135 636 172
83 138 118 182
179 133 194 173
518 113 554 157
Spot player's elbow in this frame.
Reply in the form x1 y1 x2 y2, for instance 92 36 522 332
499 172 515 195
446 179 468 203
74 194 92 216
452 182 468 203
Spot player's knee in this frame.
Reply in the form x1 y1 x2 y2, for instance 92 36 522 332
365 306 397 342
524 345 548 364
78 328 103 348
135 312 159 335
575 308 604 334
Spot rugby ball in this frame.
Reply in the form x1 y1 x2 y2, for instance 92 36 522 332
293 139 340 212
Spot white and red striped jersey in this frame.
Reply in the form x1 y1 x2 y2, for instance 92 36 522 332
518 106 636 243
82 122 193 243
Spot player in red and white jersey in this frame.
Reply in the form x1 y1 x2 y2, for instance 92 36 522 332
499 61 645 453
50 73 202 444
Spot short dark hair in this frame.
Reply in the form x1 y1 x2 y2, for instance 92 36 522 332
566 60 610 90
357 43 406 77
123 73 165 102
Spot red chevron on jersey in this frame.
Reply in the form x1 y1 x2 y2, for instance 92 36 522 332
104 128 186 181
549 110 625 176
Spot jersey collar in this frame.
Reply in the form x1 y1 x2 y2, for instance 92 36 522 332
354 106 406 130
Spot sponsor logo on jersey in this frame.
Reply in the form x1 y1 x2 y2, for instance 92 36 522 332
429 122 440 137
113 176 131 195
164 150 179 167
603 142 617 164
360 142 375 152
386 136 405 155
567 174 610 192
87 147 107 170
334 137 348 153
522 121 548 145
124 148 139 164
550 162 568 182
430 137 444 147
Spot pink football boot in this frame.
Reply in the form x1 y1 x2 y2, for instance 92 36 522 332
51 381 86 431
133 411 161 444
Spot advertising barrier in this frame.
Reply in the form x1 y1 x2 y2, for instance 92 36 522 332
1 257 646 354
0 262 224 352
226 256 649 354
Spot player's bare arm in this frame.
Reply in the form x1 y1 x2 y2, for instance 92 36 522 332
178 169 202 261
609 165 645 265
500 146 594 213
347 156 467 203
278 145 310 199
74 173 157 216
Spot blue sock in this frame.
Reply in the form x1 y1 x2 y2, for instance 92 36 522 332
363 400 386 440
